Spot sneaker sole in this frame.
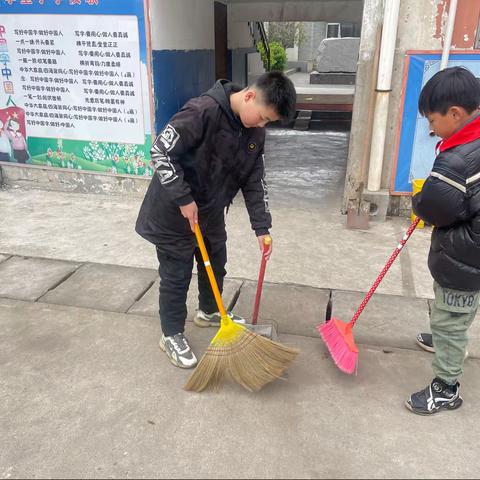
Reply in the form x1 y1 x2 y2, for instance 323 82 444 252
415 338 435 353
193 316 220 328
194 314 246 328
404 396 463 415
159 339 197 369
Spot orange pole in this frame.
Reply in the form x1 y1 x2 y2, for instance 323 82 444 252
194 223 227 318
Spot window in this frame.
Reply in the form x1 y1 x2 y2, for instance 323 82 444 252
326 23 341 39
340 23 355 37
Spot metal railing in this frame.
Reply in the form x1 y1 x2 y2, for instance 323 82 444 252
247 21 270 72
256 21 270 71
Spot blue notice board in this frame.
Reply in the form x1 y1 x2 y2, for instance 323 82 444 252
392 52 480 194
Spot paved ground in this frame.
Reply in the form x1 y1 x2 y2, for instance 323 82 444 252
0 130 435 298
1 129 479 478
2 283 480 479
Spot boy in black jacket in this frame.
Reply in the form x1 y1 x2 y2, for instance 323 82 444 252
406 67 480 414
136 72 296 369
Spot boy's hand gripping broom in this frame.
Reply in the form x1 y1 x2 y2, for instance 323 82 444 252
318 217 421 374
185 224 298 392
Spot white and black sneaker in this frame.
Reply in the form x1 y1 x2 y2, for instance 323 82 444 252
416 333 435 352
194 309 246 328
405 377 463 415
159 333 198 369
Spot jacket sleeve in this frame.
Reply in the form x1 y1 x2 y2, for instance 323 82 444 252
241 149 272 236
412 151 469 228
150 99 204 206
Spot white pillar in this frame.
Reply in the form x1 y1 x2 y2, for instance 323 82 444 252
440 0 458 71
367 0 401 192
367 93 390 192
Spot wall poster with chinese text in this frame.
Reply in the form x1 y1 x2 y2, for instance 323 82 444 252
0 0 154 176
391 51 480 194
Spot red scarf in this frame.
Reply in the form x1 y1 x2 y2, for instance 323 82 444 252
437 114 480 153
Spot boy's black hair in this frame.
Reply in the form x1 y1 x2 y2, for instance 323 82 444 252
252 71 297 121
418 66 480 116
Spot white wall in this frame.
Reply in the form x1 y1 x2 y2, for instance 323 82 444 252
229 21 258 86
286 46 298 61
229 21 255 49
149 0 215 50
299 21 327 63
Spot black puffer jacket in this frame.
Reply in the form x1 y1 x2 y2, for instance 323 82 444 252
135 80 271 245
413 116 480 291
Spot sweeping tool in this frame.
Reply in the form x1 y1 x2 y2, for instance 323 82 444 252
318 217 421 374
185 224 298 392
247 236 277 340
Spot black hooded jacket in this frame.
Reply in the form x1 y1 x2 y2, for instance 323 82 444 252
413 115 480 291
135 80 271 245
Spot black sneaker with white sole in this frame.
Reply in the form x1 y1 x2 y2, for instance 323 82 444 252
416 332 468 358
416 333 435 352
159 333 198 369
194 309 246 328
405 377 463 415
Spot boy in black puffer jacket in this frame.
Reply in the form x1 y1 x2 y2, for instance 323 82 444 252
136 72 296 370
406 67 480 415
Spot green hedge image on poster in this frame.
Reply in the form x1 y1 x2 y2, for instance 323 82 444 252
25 136 154 177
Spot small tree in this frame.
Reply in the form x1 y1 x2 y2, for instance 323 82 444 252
266 22 306 49
257 41 287 71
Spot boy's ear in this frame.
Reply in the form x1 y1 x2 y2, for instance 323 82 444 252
244 90 256 102
449 106 465 119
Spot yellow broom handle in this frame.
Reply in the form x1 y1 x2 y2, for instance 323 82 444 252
194 223 227 317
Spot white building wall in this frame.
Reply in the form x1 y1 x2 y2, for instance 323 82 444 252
149 0 215 50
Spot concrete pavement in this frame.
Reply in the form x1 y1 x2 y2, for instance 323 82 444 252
0 128 436 299
1 125 479 477
1 296 480 479
1 250 480 478
0 186 435 298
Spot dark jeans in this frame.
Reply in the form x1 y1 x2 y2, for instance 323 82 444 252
156 211 227 337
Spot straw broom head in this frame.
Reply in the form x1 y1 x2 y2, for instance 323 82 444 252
187 224 298 392
185 315 299 392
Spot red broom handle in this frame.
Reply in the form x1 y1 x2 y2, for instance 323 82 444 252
349 217 421 327
252 236 272 325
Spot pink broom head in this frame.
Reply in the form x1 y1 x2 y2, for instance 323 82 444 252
317 318 358 374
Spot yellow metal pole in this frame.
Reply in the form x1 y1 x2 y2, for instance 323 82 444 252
194 223 227 318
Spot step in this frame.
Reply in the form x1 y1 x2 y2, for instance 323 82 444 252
2 253 480 356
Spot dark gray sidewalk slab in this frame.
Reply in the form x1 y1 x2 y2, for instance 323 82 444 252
0 256 79 301
233 281 330 336
331 290 430 351
1 298 480 478
427 299 480 359
127 275 243 319
39 263 157 313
